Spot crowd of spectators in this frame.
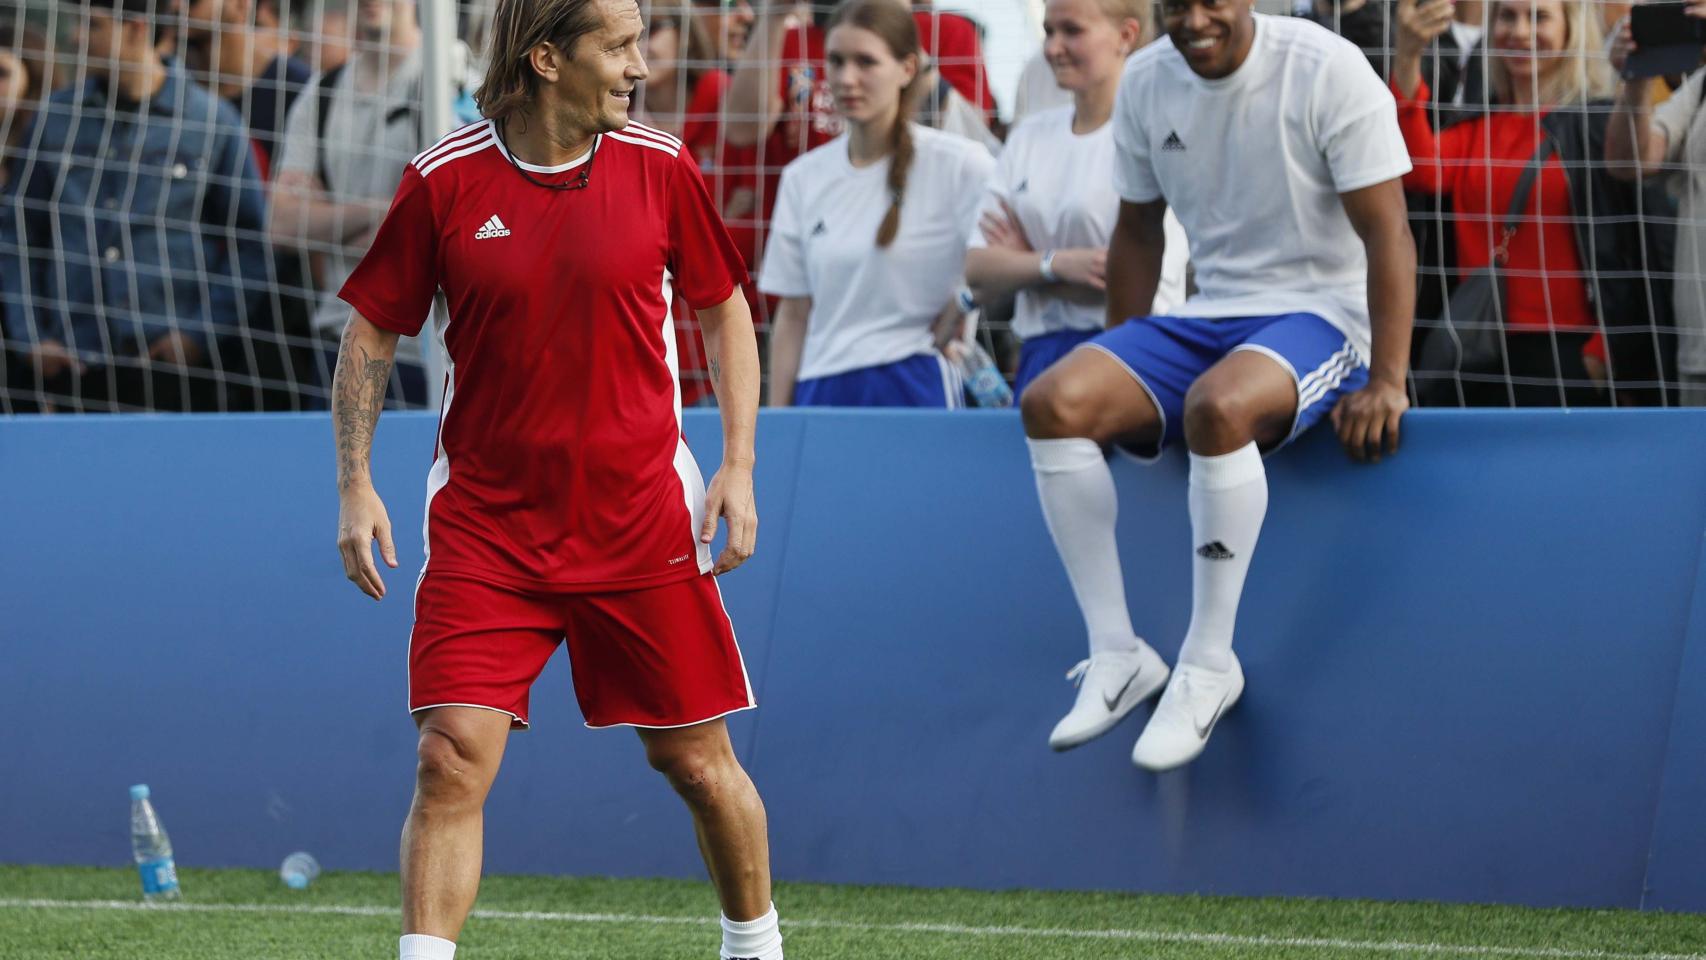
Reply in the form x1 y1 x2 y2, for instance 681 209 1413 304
0 0 1698 413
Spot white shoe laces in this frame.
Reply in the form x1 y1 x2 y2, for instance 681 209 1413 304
1065 659 1092 686
1164 665 1222 727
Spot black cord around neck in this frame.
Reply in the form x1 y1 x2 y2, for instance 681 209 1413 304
496 120 598 192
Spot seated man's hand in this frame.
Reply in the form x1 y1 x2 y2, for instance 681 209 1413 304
1331 378 1408 463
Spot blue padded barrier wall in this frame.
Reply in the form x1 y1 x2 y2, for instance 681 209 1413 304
2 410 1704 910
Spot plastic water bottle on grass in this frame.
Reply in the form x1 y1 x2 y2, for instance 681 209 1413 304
129 784 180 901
280 851 321 890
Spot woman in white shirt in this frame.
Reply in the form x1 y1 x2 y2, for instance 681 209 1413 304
759 0 995 407
965 0 1188 399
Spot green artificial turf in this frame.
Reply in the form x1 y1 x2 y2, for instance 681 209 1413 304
3 864 1704 959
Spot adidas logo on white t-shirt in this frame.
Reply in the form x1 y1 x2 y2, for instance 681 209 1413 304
474 215 511 239
1162 131 1187 152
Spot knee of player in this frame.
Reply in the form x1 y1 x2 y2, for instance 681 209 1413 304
646 746 729 807
1021 378 1098 440
414 728 491 803
1182 383 1253 441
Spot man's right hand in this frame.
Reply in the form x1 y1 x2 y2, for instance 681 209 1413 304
338 483 397 600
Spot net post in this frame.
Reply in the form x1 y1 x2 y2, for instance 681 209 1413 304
419 0 458 409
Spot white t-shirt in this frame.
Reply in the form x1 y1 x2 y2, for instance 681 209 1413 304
969 105 1189 339
759 123 995 381
1113 16 1411 359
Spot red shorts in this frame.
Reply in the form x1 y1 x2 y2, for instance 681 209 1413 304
409 572 755 729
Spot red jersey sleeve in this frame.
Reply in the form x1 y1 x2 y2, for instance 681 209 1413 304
668 149 748 311
1392 77 1474 199
338 166 440 337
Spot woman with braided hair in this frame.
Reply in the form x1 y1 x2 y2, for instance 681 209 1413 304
758 0 993 407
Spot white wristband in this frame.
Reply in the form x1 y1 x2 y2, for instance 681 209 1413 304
1038 250 1059 283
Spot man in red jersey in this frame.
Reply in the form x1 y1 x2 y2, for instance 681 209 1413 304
329 0 781 957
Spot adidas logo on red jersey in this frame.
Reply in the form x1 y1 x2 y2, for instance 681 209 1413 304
474 215 511 239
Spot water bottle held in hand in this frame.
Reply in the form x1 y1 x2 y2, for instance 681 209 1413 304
952 340 1014 409
280 851 321 890
129 784 180 901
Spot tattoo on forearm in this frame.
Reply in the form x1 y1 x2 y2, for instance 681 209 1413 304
333 326 392 490
709 358 722 387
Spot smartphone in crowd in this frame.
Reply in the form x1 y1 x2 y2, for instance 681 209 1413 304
1625 2 1706 78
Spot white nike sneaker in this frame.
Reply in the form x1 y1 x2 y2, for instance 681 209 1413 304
1048 644 1169 752
1130 656 1244 772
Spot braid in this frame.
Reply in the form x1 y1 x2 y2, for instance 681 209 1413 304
828 0 923 249
876 108 914 248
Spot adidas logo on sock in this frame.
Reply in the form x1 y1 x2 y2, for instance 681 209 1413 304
1162 131 1186 152
1196 541 1234 560
810 219 828 237
474 214 511 239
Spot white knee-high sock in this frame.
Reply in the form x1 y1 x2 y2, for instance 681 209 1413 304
721 904 784 960
1180 442 1268 672
400 934 456 960
1027 437 1140 656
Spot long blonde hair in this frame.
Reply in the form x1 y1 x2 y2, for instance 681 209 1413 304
1488 0 1616 107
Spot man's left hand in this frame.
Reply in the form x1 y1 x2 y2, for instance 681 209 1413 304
702 461 758 575
1331 378 1409 463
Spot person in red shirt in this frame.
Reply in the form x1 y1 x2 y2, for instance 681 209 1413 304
330 1 780 958
1392 0 1617 406
645 0 750 157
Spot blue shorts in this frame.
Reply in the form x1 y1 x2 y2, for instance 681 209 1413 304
1081 312 1367 459
793 353 961 408
1014 328 1100 400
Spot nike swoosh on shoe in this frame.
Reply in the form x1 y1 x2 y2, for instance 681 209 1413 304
1102 669 1139 712
1193 692 1231 739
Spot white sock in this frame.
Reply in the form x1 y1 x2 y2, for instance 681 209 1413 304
720 904 783 960
1027 437 1141 656
1180 442 1267 672
399 934 456 960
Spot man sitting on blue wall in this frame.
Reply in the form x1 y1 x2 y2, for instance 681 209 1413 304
1019 0 1417 770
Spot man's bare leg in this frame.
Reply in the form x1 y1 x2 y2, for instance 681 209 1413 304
639 719 781 958
400 706 514 952
639 719 771 916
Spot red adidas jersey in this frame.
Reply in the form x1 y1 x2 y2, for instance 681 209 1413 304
339 119 748 592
